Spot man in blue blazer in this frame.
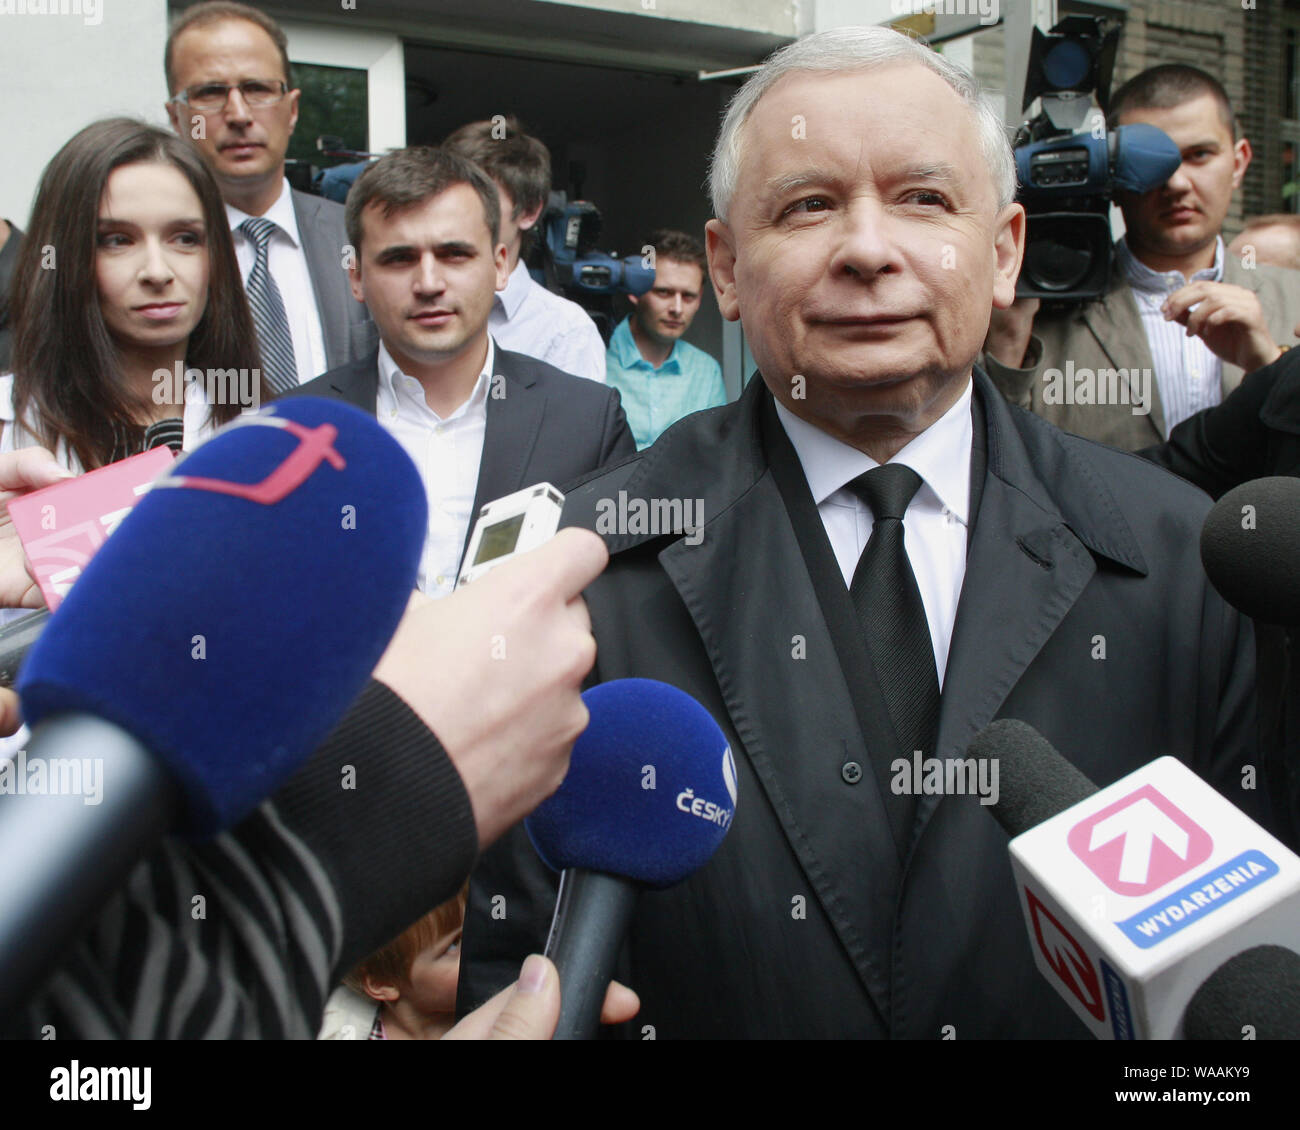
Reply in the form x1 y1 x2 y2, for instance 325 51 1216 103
292 145 633 593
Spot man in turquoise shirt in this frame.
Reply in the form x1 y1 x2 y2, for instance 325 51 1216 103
606 229 727 448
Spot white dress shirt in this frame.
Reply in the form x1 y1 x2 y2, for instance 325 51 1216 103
489 260 607 383
1117 235 1225 436
374 339 493 598
774 380 973 687
227 180 328 386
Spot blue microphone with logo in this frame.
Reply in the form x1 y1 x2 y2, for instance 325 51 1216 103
0 398 425 1012
525 678 736 1039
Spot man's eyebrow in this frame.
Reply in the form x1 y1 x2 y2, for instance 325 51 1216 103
762 163 964 199
762 168 840 199
898 163 962 185
375 239 477 257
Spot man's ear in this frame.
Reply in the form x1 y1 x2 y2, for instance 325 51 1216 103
706 219 741 323
494 240 509 291
1231 137 1252 190
348 260 365 305
165 100 183 137
516 197 546 233
286 87 301 137
990 202 1027 312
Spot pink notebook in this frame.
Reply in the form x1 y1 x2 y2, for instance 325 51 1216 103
9 446 176 611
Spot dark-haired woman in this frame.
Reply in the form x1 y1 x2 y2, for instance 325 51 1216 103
1 117 269 467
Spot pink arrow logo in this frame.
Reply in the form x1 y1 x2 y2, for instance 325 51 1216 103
1068 784 1213 896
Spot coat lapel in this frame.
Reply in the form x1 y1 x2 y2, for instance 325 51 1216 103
291 190 348 371
1082 272 1166 440
463 347 545 563
321 352 379 414
614 378 902 1021
915 373 1149 845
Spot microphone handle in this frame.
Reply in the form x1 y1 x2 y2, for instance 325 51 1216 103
544 868 638 1040
0 713 177 1015
0 609 50 688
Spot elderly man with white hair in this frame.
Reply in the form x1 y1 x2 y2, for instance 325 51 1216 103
459 25 1270 1039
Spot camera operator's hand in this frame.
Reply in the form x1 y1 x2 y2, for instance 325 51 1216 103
1163 280 1284 374
373 528 608 849
984 296 1041 369
442 954 639 1040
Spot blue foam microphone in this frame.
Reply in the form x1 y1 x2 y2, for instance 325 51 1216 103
1110 123 1183 194
525 678 736 1039
0 398 425 1012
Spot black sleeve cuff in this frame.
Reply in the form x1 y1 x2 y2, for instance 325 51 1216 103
272 679 479 980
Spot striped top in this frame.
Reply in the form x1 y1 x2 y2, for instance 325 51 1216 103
2 683 478 1039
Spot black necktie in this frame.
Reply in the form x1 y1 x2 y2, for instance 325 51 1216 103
848 464 941 834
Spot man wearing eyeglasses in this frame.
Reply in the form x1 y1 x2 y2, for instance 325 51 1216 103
164 1 374 392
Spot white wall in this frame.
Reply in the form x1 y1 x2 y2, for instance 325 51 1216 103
1 0 171 226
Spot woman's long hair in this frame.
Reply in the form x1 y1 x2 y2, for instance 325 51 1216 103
9 117 268 469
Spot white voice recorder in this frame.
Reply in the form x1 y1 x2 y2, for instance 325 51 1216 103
456 482 566 588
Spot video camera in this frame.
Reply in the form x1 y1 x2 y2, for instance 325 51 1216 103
532 190 654 344
1013 15 1182 302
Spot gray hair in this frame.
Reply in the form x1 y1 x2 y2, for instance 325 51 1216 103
708 26 1017 222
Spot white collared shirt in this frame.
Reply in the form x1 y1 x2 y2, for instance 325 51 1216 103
0 372 218 469
227 180 328 386
374 338 494 598
489 260 607 383
1118 235 1225 436
775 380 973 687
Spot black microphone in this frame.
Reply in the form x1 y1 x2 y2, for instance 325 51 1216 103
1183 944 1300 1039
1200 476 1300 626
0 608 49 688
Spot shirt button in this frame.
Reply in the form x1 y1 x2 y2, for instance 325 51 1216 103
435 424 445 436
842 761 863 785
436 574 447 586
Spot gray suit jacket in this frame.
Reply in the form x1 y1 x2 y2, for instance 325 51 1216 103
984 250 1300 449
290 189 375 374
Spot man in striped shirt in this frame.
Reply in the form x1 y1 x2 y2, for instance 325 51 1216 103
984 64 1300 451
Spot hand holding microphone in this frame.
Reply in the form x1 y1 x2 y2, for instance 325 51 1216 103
443 954 640 1040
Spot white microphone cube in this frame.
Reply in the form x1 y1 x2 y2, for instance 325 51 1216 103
1008 756 1300 1038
